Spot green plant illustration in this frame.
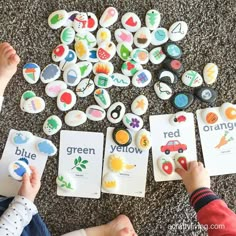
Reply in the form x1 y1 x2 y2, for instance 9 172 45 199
147 11 158 26
57 176 73 190
71 156 89 172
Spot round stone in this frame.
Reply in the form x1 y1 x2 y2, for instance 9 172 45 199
60 27 75 45
121 60 143 77
154 82 173 100
110 73 130 87
157 156 175 176
145 9 161 30
220 102 236 121
135 129 152 151
59 49 77 71
23 63 40 84
171 92 194 110
48 10 68 29
97 41 116 62
74 40 89 60
77 61 93 78
201 108 219 125
163 59 184 74
37 140 57 156
203 63 218 85
99 7 119 28
169 111 188 126
122 113 143 131
112 127 132 146
116 42 132 61
86 12 98 31
94 88 111 109
86 105 106 121
94 73 113 88
65 110 87 127
131 95 148 116
107 102 126 124
163 42 182 59
134 27 151 48
56 173 75 192
23 97 45 114
149 47 166 64
115 28 133 45
73 13 88 32
121 12 141 32
52 44 69 62
75 29 97 48
43 115 62 136
41 64 61 84
63 64 81 86
76 78 95 97
20 91 36 111
157 69 178 84
194 87 217 103
93 62 114 75
96 28 111 45
169 21 188 41
132 69 152 87
151 28 169 46
57 89 76 111
9 160 31 181
182 70 203 87
45 80 67 98
131 48 149 64
102 172 119 193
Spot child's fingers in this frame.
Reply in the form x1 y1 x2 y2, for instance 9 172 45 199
198 162 204 168
189 161 198 170
175 168 185 177
21 173 30 188
29 166 40 186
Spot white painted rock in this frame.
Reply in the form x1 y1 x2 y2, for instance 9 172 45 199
203 63 218 85
145 9 161 30
23 97 45 114
154 82 173 100
59 49 77 71
134 27 151 48
102 172 119 193
220 102 236 121
48 10 68 29
88 48 99 63
45 80 67 98
37 139 57 156
111 73 130 87
115 28 133 45
60 27 75 45
76 78 95 97
75 29 97 48
157 156 175 176
43 115 62 136
41 64 61 84
56 173 75 192
131 95 148 116
131 48 149 64
23 63 40 84
174 154 188 171
99 7 118 28
57 89 76 111
52 44 69 62
11 130 34 146
97 41 116 62
93 62 114 75
182 70 203 87
86 12 98 31
116 42 132 61
86 105 106 121
20 91 36 111
151 28 169 46
63 11 79 27
65 110 87 127
122 113 143 131
9 160 31 181
121 12 141 32
169 111 188 126
149 47 166 64
135 129 152 151
73 13 88 32
96 28 111 45
94 88 111 109
94 74 113 88
169 21 188 42
107 102 126 124
132 69 152 87
74 40 89 60
77 61 93 78
63 64 81 86
121 60 143 76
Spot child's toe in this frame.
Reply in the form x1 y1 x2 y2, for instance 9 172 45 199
9 54 20 65
6 48 16 58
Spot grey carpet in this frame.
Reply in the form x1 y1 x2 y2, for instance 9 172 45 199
0 0 236 235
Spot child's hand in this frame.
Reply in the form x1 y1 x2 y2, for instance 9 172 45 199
18 166 41 202
176 161 210 194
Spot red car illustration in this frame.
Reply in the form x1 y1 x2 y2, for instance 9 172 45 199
161 140 187 155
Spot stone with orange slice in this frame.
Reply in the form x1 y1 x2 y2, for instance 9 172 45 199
112 127 132 146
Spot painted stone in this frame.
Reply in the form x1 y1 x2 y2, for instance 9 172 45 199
60 27 75 45
132 69 152 88
220 102 236 121
99 7 119 28
174 154 188 171
93 62 114 75
52 44 69 62
131 48 149 65
88 48 99 63
23 63 40 84
108 154 126 172
107 102 126 124
194 86 217 103
134 27 151 48
116 42 132 61
149 47 166 64
163 59 184 74
121 12 141 32
12 131 34 146
63 11 79 27
203 63 218 85
86 105 106 121
20 91 36 111
48 10 68 29
87 12 98 31
157 69 178 84
23 97 45 114
135 129 152 151
96 28 111 45
182 70 203 87
115 28 133 45
56 173 75 192
111 73 130 87
123 113 143 131
8 160 31 181
75 29 97 48
77 61 93 78
102 172 119 193
121 60 143 76
201 108 219 125
163 42 182 59
94 74 113 88
57 89 76 111
43 115 62 136
169 111 188 126
151 28 169 46
145 9 161 30
131 95 148 116
94 88 111 109
63 64 81 86
76 78 95 97
41 64 61 84
37 140 57 156
112 127 132 146
154 82 173 100
97 41 116 62
157 156 175 176
73 13 88 32
65 110 87 127
169 21 188 42
45 80 67 98
59 49 77 71
171 92 194 110
75 40 89 60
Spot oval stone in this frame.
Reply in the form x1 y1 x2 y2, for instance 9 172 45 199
157 69 178 84
52 44 69 62
107 102 126 124
163 59 184 74
163 42 182 59
116 42 132 61
93 62 114 75
76 78 95 97
94 88 111 109
201 108 219 125
23 63 41 84
182 70 203 87
121 60 143 76
134 27 151 48
59 49 77 71
102 172 119 193
150 47 166 64
131 95 148 116
96 28 111 45
99 7 119 28
45 80 67 98
145 9 161 30
11 130 33 146
121 12 141 32
151 28 169 46
65 110 87 127
23 97 45 114
131 48 149 64
112 127 132 146
87 12 98 32
154 82 173 100
9 160 31 181
171 92 194 110
41 64 61 84
132 69 152 87
135 129 152 151
169 21 188 42
56 173 75 192
74 40 89 60
73 13 88 32
37 139 57 156
86 105 106 121
43 115 62 136
157 156 175 176
111 73 130 87
61 27 75 45
194 86 217 103
203 63 218 85
123 113 143 131
220 102 236 121
94 74 113 88
63 64 81 86
115 28 133 45
20 91 36 111
57 89 76 111
77 61 93 78
48 10 68 29
75 29 97 48
97 41 116 62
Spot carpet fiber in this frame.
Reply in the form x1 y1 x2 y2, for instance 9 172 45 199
0 0 236 235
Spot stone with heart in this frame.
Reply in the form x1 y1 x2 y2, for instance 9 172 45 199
121 60 143 76
97 41 116 62
182 70 203 87
48 10 68 29
57 89 76 111
41 64 61 84
132 69 152 88
131 48 149 65
45 80 67 98
86 105 106 121
64 110 87 127
145 9 161 30
63 64 81 86
23 63 41 84
131 95 148 116
151 28 169 46
154 82 173 100
134 27 151 48
168 21 188 42
116 42 132 61
94 73 113 88
52 44 69 62
76 78 95 97
43 115 62 136
115 28 133 45
107 102 126 124
99 7 119 28
123 113 143 132
150 47 166 64
121 12 141 32
94 88 111 109
111 73 130 87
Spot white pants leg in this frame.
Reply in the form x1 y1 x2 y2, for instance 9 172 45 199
61 229 87 236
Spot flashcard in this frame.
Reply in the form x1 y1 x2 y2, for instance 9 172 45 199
58 130 104 198
149 112 197 182
196 106 236 176
0 129 52 197
101 127 149 197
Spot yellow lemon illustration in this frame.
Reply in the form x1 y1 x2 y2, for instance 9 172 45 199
75 41 86 58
